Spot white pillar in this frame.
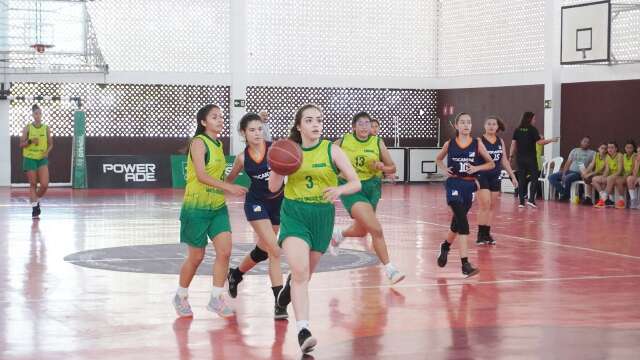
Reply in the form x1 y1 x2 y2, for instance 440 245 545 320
544 0 562 160
0 92 10 187
229 0 248 156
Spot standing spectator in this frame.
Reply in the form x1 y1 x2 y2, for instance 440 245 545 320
509 111 558 208
259 110 273 142
548 136 595 201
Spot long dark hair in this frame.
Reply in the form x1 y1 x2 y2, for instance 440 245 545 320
624 139 637 154
238 112 262 133
194 104 221 136
518 111 535 128
289 104 322 144
486 115 506 133
451 112 471 137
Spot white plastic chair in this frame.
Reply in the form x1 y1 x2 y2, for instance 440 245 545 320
570 180 587 203
538 157 563 201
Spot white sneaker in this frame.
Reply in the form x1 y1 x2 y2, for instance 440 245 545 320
328 228 344 256
386 269 405 284
173 294 193 318
206 294 234 318
526 201 537 209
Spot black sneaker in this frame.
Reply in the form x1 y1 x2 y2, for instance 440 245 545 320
227 268 243 298
605 199 615 208
276 273 291 308
437 241 450 268
274 305 288 320
462 262 480 278
582 197 593 206
486 234 496 245
476 234 488 245
32 202 41 219
298 328 317 353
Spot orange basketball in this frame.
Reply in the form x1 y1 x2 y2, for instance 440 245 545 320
268 139 303 175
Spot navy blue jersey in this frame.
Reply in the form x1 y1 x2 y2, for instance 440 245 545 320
244 142 283 200
447 137 479 178
480 136 503 175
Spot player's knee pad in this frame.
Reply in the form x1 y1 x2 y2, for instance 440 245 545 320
250 246 269 263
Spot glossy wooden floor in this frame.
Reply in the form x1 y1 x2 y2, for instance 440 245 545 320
1 185 639 359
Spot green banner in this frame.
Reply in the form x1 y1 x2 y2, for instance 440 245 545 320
71 111 87 189
170 154 250 189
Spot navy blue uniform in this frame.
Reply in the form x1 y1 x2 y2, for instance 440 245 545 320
445 138 480 235
243 142 284 225
477 136 503 192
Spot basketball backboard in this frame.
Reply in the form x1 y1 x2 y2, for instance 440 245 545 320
561 0 611 64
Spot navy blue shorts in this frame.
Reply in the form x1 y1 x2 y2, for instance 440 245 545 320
477 172 501 192
244 194 283 225
445 178 477 208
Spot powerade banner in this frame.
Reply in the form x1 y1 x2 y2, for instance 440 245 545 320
86 155 172 188
170 154 250 188
71 111 87 189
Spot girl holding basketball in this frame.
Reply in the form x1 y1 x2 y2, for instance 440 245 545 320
475 116 517 245
268 104 360 353
173 104 247 318
225 112 288 319
329 111 405 284
435 112 495 277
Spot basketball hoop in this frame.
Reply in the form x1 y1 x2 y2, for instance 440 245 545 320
30 43 54 54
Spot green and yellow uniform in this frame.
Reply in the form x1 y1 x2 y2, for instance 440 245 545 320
594 154 606 175
623 153 636 176
278 139 338 253
22 123 49 171
179 134 230 248
338 133 383 215
606 153 622 176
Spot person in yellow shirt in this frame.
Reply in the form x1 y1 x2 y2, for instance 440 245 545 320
329 112 404 284
19 104 53 219
594 141 623 208
581 143 607 206
172 104 247 319
627 143 640 209
268 104 360 354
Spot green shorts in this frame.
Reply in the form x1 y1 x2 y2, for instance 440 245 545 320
278 199 335 253
23 157 48 172
339 177 382 216
179 205 231 248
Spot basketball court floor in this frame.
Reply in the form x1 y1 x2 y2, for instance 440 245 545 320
2 184 639 359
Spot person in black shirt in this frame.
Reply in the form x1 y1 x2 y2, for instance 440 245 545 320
509 111 558 208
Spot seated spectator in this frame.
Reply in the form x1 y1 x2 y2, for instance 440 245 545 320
594 141 623 208
548 136 595 201
627 143 640 209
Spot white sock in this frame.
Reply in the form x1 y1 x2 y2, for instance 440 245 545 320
176 286 188 298
296 320 309 332
210 286 224 298
384 263 397 275
600 191 607 200
608 193 614 200
31 202 38 207
629 190 637 200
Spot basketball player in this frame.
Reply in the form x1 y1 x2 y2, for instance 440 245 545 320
225 112 287 319
435 112 495 277
594 142 623 208
476 116 517 245
581 143 607 206
268 104 360 353
329 111 405 284
627 144 640 209
370 118 380 136
19 104 53 219
173 104 247 318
